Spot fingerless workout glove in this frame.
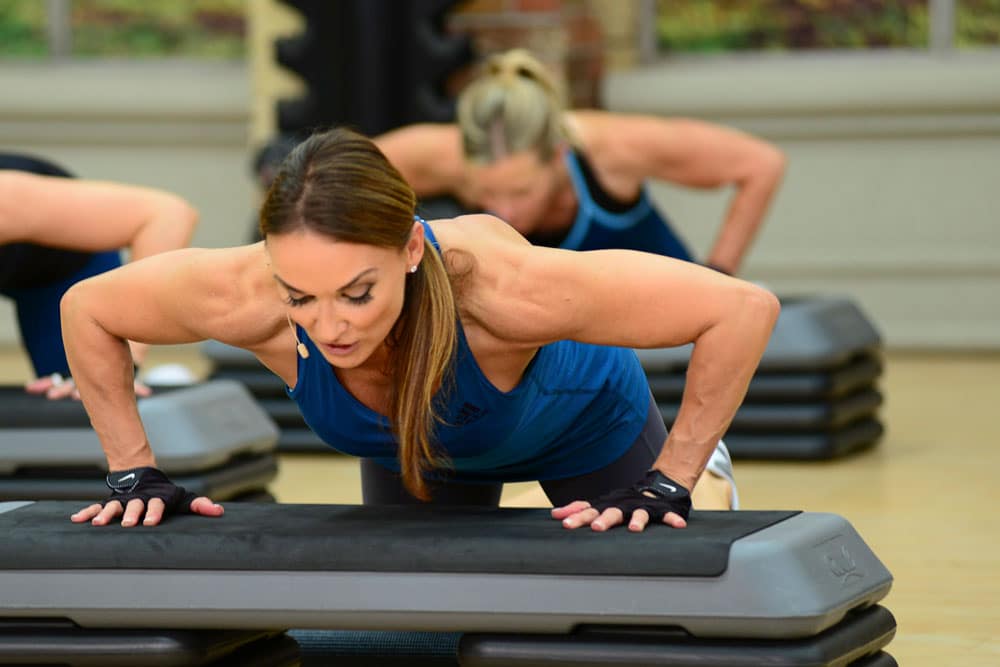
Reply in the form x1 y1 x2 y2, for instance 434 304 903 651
104 466 197 514
590 469 692 522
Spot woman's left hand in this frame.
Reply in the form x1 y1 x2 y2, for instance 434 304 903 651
25 373 153 401
551 470 691 532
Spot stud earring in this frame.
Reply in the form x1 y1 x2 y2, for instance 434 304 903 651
409 265 418 274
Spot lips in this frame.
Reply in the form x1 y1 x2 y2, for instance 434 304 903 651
321 341 358 357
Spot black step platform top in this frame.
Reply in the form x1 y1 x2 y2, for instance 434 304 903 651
0 502 796 578
0 385 178 428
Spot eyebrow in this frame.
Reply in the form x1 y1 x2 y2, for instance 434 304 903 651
274 267 377 295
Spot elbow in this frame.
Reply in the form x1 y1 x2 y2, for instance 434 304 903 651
743 282 780 338
59 279 95 335
171 197 200 245
761 144 787 186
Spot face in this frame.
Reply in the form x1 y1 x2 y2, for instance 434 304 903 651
266 223 424 370
467 150 563 236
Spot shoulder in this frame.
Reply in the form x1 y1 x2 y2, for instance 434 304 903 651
428 214 530 274
375 123 463 163
374 124 465 196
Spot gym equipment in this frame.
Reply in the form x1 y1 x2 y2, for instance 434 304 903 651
0 381 279 501
203 341 329 452
0 501 896 665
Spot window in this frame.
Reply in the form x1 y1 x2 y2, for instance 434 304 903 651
648 0 999 57
957 0 1000 47
0 0 246 59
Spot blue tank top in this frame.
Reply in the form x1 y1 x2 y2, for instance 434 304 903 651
558 151 694 260
287 220 651 482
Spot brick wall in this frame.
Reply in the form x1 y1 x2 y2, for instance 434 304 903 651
446 0 608 108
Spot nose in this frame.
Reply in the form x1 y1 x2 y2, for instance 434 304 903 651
312 301 348 342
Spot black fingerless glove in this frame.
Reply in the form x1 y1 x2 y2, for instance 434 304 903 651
590 469 692 522
104 466 197 515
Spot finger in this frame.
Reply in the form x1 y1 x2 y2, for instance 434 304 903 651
551 500 591 520
591 507 624 532
134 381 153 398
121 498 146 527
190 497 225 517
70 503 104 523
46 381 76 401
560 507 600 530
628 508 650 532
142 498 166 526
25 377 55 394
92 501 123 526
662 512 688 529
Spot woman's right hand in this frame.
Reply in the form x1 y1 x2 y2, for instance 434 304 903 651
70 466 224 527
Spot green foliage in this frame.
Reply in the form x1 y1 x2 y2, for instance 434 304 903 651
0 0 246 59
0 0 48 57
956 0 1000 47
656 0 942 53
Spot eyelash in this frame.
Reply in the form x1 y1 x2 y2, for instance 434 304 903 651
284 290 372 307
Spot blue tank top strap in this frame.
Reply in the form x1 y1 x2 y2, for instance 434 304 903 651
558 150 692 260
415 215 441 253
561 150 656 251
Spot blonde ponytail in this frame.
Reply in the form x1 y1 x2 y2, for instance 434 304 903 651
457 49 573 164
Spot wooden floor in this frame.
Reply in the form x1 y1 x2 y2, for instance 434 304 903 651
1 344 998 666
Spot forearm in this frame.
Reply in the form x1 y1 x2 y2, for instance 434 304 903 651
706 149 786 275
653 287 779 489
61 283 156 470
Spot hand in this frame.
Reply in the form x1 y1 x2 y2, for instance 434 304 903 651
25 373 79 400
26 373 153 401
551 470 691 532
70 466 224 527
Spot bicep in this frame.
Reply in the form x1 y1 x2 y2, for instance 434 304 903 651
0 172 190 251
615 118 776 189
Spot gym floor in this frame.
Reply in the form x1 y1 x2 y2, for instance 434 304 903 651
1 344 997 666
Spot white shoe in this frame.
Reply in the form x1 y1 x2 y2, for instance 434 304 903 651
705 440 739 510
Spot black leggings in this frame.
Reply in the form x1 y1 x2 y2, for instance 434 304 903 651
361 395 667 508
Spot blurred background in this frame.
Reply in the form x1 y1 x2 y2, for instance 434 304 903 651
0 0 998 349
1 3 999 664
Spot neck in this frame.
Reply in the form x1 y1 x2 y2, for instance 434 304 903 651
539 158 578 234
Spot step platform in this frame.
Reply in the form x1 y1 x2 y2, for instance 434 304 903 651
202 341 324 453
0 381 279 501
642 297 884 459
0 501 895 666
635 297 882 374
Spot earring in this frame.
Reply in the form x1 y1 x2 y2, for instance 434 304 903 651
286 314 309 359
409 265 418 274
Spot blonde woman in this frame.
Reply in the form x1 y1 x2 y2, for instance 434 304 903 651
376 49 785 276
0 153 198 398
65 128 777 531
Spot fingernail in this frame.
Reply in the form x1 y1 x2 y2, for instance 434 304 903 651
121 520 133 527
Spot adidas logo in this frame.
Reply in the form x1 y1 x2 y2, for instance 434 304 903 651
453 401 487 426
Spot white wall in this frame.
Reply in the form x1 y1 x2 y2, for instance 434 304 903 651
0 60 254 346
605 53 1000 349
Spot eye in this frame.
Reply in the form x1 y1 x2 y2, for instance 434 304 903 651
345 288 373 305
285 294 312 307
